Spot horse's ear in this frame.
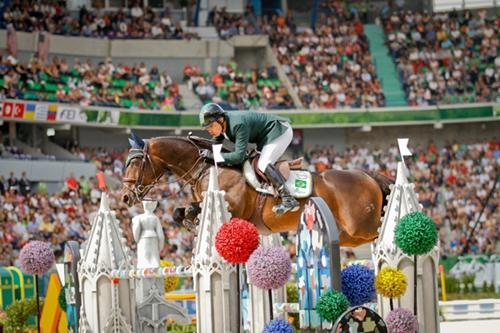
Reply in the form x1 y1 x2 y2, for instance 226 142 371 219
129 130 145 149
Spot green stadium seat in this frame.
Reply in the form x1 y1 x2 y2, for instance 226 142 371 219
44 83 58 92
47 93 57 102
112 79 126 88
120 99 134 108
23 91 38 100
148 81 158 89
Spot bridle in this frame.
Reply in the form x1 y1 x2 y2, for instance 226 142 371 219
122 137 208 203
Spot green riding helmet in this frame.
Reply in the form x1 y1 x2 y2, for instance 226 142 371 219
199 103 226 128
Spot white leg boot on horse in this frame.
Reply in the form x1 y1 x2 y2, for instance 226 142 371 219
265 164 300 216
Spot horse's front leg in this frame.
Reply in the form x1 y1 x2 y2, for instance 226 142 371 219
184 202 201 230
173 203 201 231
173 207 186 228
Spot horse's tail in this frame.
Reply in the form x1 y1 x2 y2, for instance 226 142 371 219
364 170 394 209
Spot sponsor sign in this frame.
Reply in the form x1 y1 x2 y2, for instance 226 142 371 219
56 105 87 123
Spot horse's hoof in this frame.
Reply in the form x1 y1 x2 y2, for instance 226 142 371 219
182 219 198 232
273 204 299 216
272 206 286 216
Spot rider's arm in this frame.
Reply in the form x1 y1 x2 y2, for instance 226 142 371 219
221 124 249 165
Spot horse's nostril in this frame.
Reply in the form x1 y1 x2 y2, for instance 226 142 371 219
122 194 129 204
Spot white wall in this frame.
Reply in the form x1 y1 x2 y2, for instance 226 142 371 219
0 159 96 182
0 31 271 80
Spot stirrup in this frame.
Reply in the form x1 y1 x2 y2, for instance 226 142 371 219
272 200 300 216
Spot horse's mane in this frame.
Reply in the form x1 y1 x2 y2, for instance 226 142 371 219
150 135 230 152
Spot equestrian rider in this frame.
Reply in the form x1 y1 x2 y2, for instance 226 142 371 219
199 103 300 216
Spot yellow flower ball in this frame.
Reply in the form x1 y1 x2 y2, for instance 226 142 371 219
375 267 408 298
161 260 180 293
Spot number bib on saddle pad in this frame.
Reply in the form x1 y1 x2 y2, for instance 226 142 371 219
243 161 313 198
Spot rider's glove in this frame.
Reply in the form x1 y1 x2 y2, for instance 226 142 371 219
200 149 214 162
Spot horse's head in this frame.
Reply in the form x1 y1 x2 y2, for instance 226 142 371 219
121 133 211 206
121 132 163 206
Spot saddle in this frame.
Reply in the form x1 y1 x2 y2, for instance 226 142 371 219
243 152 313 199
251 155 304 182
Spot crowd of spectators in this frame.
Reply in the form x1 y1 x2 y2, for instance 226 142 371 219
382 10 500 106
1 138 498 277
0 169 195 273
206 5 260 39
0 53 184 110
2 1 199 40
306 139 499 255
183 62 294 110
69 145 127 175
264 1 385 109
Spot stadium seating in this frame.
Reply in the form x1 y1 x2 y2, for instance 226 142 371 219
382 10 499 106
183 62 294 110
0 57 184 110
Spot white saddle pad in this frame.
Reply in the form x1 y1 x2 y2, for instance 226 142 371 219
243 161 313 198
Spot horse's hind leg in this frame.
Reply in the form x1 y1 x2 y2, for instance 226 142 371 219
184 202 201 230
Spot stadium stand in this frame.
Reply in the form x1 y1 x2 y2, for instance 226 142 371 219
206 5 260 39
183 62 295 110
0 54 185 110
1 1 199 39
264 1 386 109
382 9 500 106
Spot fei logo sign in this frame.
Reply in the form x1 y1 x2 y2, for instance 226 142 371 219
56 106 87 123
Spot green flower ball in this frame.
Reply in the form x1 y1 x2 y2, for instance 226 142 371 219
394 211 438 255
316 290 350 322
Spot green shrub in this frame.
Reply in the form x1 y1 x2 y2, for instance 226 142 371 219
0 298 41 333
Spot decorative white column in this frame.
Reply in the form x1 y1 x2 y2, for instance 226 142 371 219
192 167 240 333
372 162 440 333
78 193 135 332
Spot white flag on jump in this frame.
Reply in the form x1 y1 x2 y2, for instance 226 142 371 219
397 138 412 157
212 144 225 163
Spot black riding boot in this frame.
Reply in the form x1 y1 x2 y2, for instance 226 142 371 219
265 164 300 216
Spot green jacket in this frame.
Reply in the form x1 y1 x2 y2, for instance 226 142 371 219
213 111 290 165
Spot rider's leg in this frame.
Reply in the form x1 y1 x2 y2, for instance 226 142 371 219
257 123 299 215
264 164 300 215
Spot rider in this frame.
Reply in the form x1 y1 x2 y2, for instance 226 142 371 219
199 103 300 216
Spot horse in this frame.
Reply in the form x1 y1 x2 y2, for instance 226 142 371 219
121 134 392 247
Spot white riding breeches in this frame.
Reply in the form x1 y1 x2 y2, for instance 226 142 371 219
257 122 293 173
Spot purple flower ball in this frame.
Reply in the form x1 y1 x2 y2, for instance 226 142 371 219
19 241 55 275
247 246 292 290
386 308 417 333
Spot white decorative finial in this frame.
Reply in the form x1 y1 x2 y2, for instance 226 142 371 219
207 167 219 191
99 192 110 212
397 138 412 160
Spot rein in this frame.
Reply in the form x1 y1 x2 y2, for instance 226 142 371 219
123 137 209 202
